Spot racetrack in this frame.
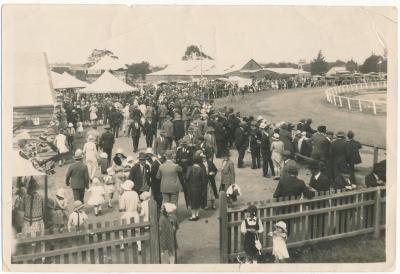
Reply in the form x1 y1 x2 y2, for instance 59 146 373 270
214 87 387 147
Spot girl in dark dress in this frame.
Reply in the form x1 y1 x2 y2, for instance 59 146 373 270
240 205 264 263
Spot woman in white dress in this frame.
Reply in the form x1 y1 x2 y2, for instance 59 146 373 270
122 103 131 135
270 133 284 180
83 134 98 181
89 104 98 126
54 129 69 166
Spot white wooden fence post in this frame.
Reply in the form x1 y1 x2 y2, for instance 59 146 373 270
358 99 362 112
347 97 351 110
373 101 377 115
339 96 343 107
333 94 337 105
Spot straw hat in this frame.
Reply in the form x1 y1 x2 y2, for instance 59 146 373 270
72 200 84 212
272 133 280 141
56 189 65 199
138 152 147 160
145 148 154 156
74 149 83 160
121 180 134 191
163 203 177 213
275 221 287 232
68 122 73 128
100 152 108 159
87 135 95 142
140 191 151 201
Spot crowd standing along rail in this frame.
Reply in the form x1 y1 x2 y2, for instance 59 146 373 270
219 187 386 263
325 81 387 115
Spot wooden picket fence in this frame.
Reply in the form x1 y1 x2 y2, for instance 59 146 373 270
219 187 386 263
12 200 160 264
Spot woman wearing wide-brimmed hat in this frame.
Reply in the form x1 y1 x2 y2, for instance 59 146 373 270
54 129 69 167
220 151 235 192
270 133 284 180
21 178 45 235
83 134 98 181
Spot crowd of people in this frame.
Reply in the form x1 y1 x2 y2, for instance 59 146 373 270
12 80 386 264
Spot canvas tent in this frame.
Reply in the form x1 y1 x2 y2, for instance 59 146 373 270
228 76 253 87
51 72 88 89
263 67 311 76
80 70 137 93
89 56 127 71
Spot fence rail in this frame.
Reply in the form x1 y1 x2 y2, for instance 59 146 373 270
12 200 160 264
325 81 387 115
219 187 386 263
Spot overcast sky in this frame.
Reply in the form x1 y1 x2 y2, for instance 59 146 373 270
4 5 397 66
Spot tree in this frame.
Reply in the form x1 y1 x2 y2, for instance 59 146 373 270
345 59 358 73
359 54 386 73
126 62 151 80
85 49 118 67
182 45 213 60
310 50 329 75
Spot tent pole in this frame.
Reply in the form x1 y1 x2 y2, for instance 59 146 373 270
44 175 48 220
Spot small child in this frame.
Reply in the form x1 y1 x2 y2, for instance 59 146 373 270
268 221 289 263
139 191 151 223
67 200 88 231
104 168 116 208
98 152 109 175
240 205 264 264
87 177 105 216
159 203 179 264
226 183 241 205
53 189 68 232
77 121 84 138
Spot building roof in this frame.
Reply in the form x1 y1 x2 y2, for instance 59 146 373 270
263 67 311 75
148 60 241 76
326 66 350 76
89 56 127 71
240 59 264 72
80 70 136 93
14 52 55 108
51 72 88 89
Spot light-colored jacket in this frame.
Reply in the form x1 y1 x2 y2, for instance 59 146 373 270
221 159 235 186
156 160 183 193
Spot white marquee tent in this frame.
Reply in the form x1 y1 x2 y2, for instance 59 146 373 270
80 70 137 93
89 56 127 71
51 72 88 89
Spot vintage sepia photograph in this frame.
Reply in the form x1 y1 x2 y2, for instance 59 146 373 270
2 3 397 271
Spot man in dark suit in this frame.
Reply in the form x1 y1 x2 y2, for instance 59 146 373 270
311 126 331 170
153 130 168 156
281 150 297 178
205 159 218 209
150 154 165 209
234 121 248 168
65 149 90 202
173 114 185 147
330 131 348 179
143 117 156 148
308 161 331 191
99 126 115 164
273 166 311 198
127 118 142 152
249 121 262 169
260 123 275 177
128 152 151 195
346 130 362 184
109 107 123 138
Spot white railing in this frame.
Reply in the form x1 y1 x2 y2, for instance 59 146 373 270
325 81 387 115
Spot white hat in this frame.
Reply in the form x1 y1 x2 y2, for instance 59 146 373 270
100 152 108 159
56 189 65 198
107 167 115 175
121 180 134 191
87 134 95 142
145 148 154 155
275 221 287 232
117 148 123 154
301 131 307 137
272 133 280 140
257 115 264 121
74 149 83 159
68 122 73 127
140 191 151 201
163 203 177 213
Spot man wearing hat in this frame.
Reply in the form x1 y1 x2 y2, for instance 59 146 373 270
303 118 314 134
158 103 168 129
149 153 165 209
260 122 275 178
127 118 142 153
156 150 183 206
153 130 168 156
333 167 356 190
162 115 174 149
143 117 156 148
109 106 123 138
65 149 90 202
128 152 151 195
234 121 249 168
281 150 297 178
331 131 348 179
297 119 306 132
173 114 185 147
99 126 115 165
204 126 217 160
66 122 76 151
249 121 262 169
311 125 331 163
308 161 332 191
273 166 310 198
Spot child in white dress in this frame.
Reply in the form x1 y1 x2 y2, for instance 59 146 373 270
268 221 289 263
87 177 105 216
77 121 84 138
139 191 151 223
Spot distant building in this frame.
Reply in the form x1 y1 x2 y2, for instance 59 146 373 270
326 66 350 76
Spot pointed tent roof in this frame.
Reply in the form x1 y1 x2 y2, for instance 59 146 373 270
240 59 263 72
14 52 55 107
80 71 136 93
51 72 88 89
89 56 127 71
